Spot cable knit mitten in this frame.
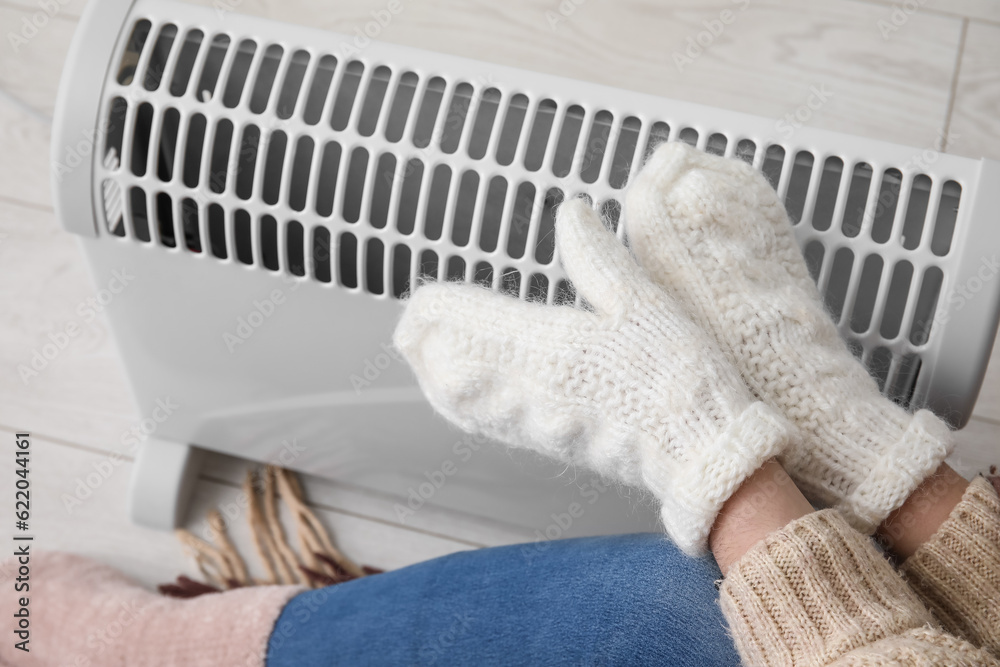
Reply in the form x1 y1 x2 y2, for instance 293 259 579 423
624 141 952 532
394 198 793 556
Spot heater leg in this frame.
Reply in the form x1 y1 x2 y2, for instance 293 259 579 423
128 438 202 530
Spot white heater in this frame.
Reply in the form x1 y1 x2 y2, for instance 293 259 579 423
52 0 1000 532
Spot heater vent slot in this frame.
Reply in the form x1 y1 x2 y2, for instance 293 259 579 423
128 186 151 242
313 226 332 282
181 198 200 252
169 29 203 97
910 266 944 345
196 35 231 102
277 50 310 119
842 162 873 237
385 72 419 143
331 61 364 131
358 66 391 137
496 94 528 166
303 55 337 125
208 203 227 259
249 44 284 114
440 82 474 154
931 181 961 256
144 24 177 91
155 192 175 247
735 139 755 163
286 221 305 275
469 88 501 160
117 19 151 85
223 39 257 108
785 150 814 224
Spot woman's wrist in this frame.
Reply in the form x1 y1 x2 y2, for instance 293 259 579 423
708 460 971 575
875 462 969 560
709 458 814 575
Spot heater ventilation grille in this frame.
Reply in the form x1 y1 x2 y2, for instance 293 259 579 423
97 17 971 408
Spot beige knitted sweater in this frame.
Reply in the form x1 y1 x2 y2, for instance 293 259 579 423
720 477 1000 666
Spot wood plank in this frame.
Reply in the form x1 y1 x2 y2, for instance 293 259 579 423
857 0 1000 25
14 0 998 29
946 20 1000 161
0 199 139 449
0 0 88 19
0 4 76 114
0 105 52 207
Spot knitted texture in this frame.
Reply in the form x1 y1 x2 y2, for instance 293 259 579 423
901 476 1000 658
394 198 793 556
624 141 953 532
0 551 303 666
719 510 999 666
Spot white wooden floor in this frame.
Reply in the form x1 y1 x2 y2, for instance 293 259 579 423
2 0 1000 588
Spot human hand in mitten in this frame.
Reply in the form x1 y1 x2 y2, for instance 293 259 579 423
623 141 952 532
394 198 793 555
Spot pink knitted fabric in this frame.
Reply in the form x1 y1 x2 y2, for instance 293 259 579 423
0 551 302 666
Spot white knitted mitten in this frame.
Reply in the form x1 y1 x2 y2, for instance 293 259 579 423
394 198 793 556
624 141 952 532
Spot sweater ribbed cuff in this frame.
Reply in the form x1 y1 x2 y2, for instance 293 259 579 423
900 475 1000 657
720 510 936 667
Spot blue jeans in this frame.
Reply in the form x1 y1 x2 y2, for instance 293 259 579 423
266 533 740 666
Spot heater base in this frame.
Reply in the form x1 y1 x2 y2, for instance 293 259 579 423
128 438 203 530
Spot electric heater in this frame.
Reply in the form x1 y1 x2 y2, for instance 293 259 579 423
52 0 1000 533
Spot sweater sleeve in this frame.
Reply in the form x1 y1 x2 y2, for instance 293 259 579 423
719 509 999 666
900 475 1000 659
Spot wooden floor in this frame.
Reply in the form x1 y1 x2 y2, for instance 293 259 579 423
1 0 999 588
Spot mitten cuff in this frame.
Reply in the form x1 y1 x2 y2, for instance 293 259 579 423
652 402 793 557
836 409 953 533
